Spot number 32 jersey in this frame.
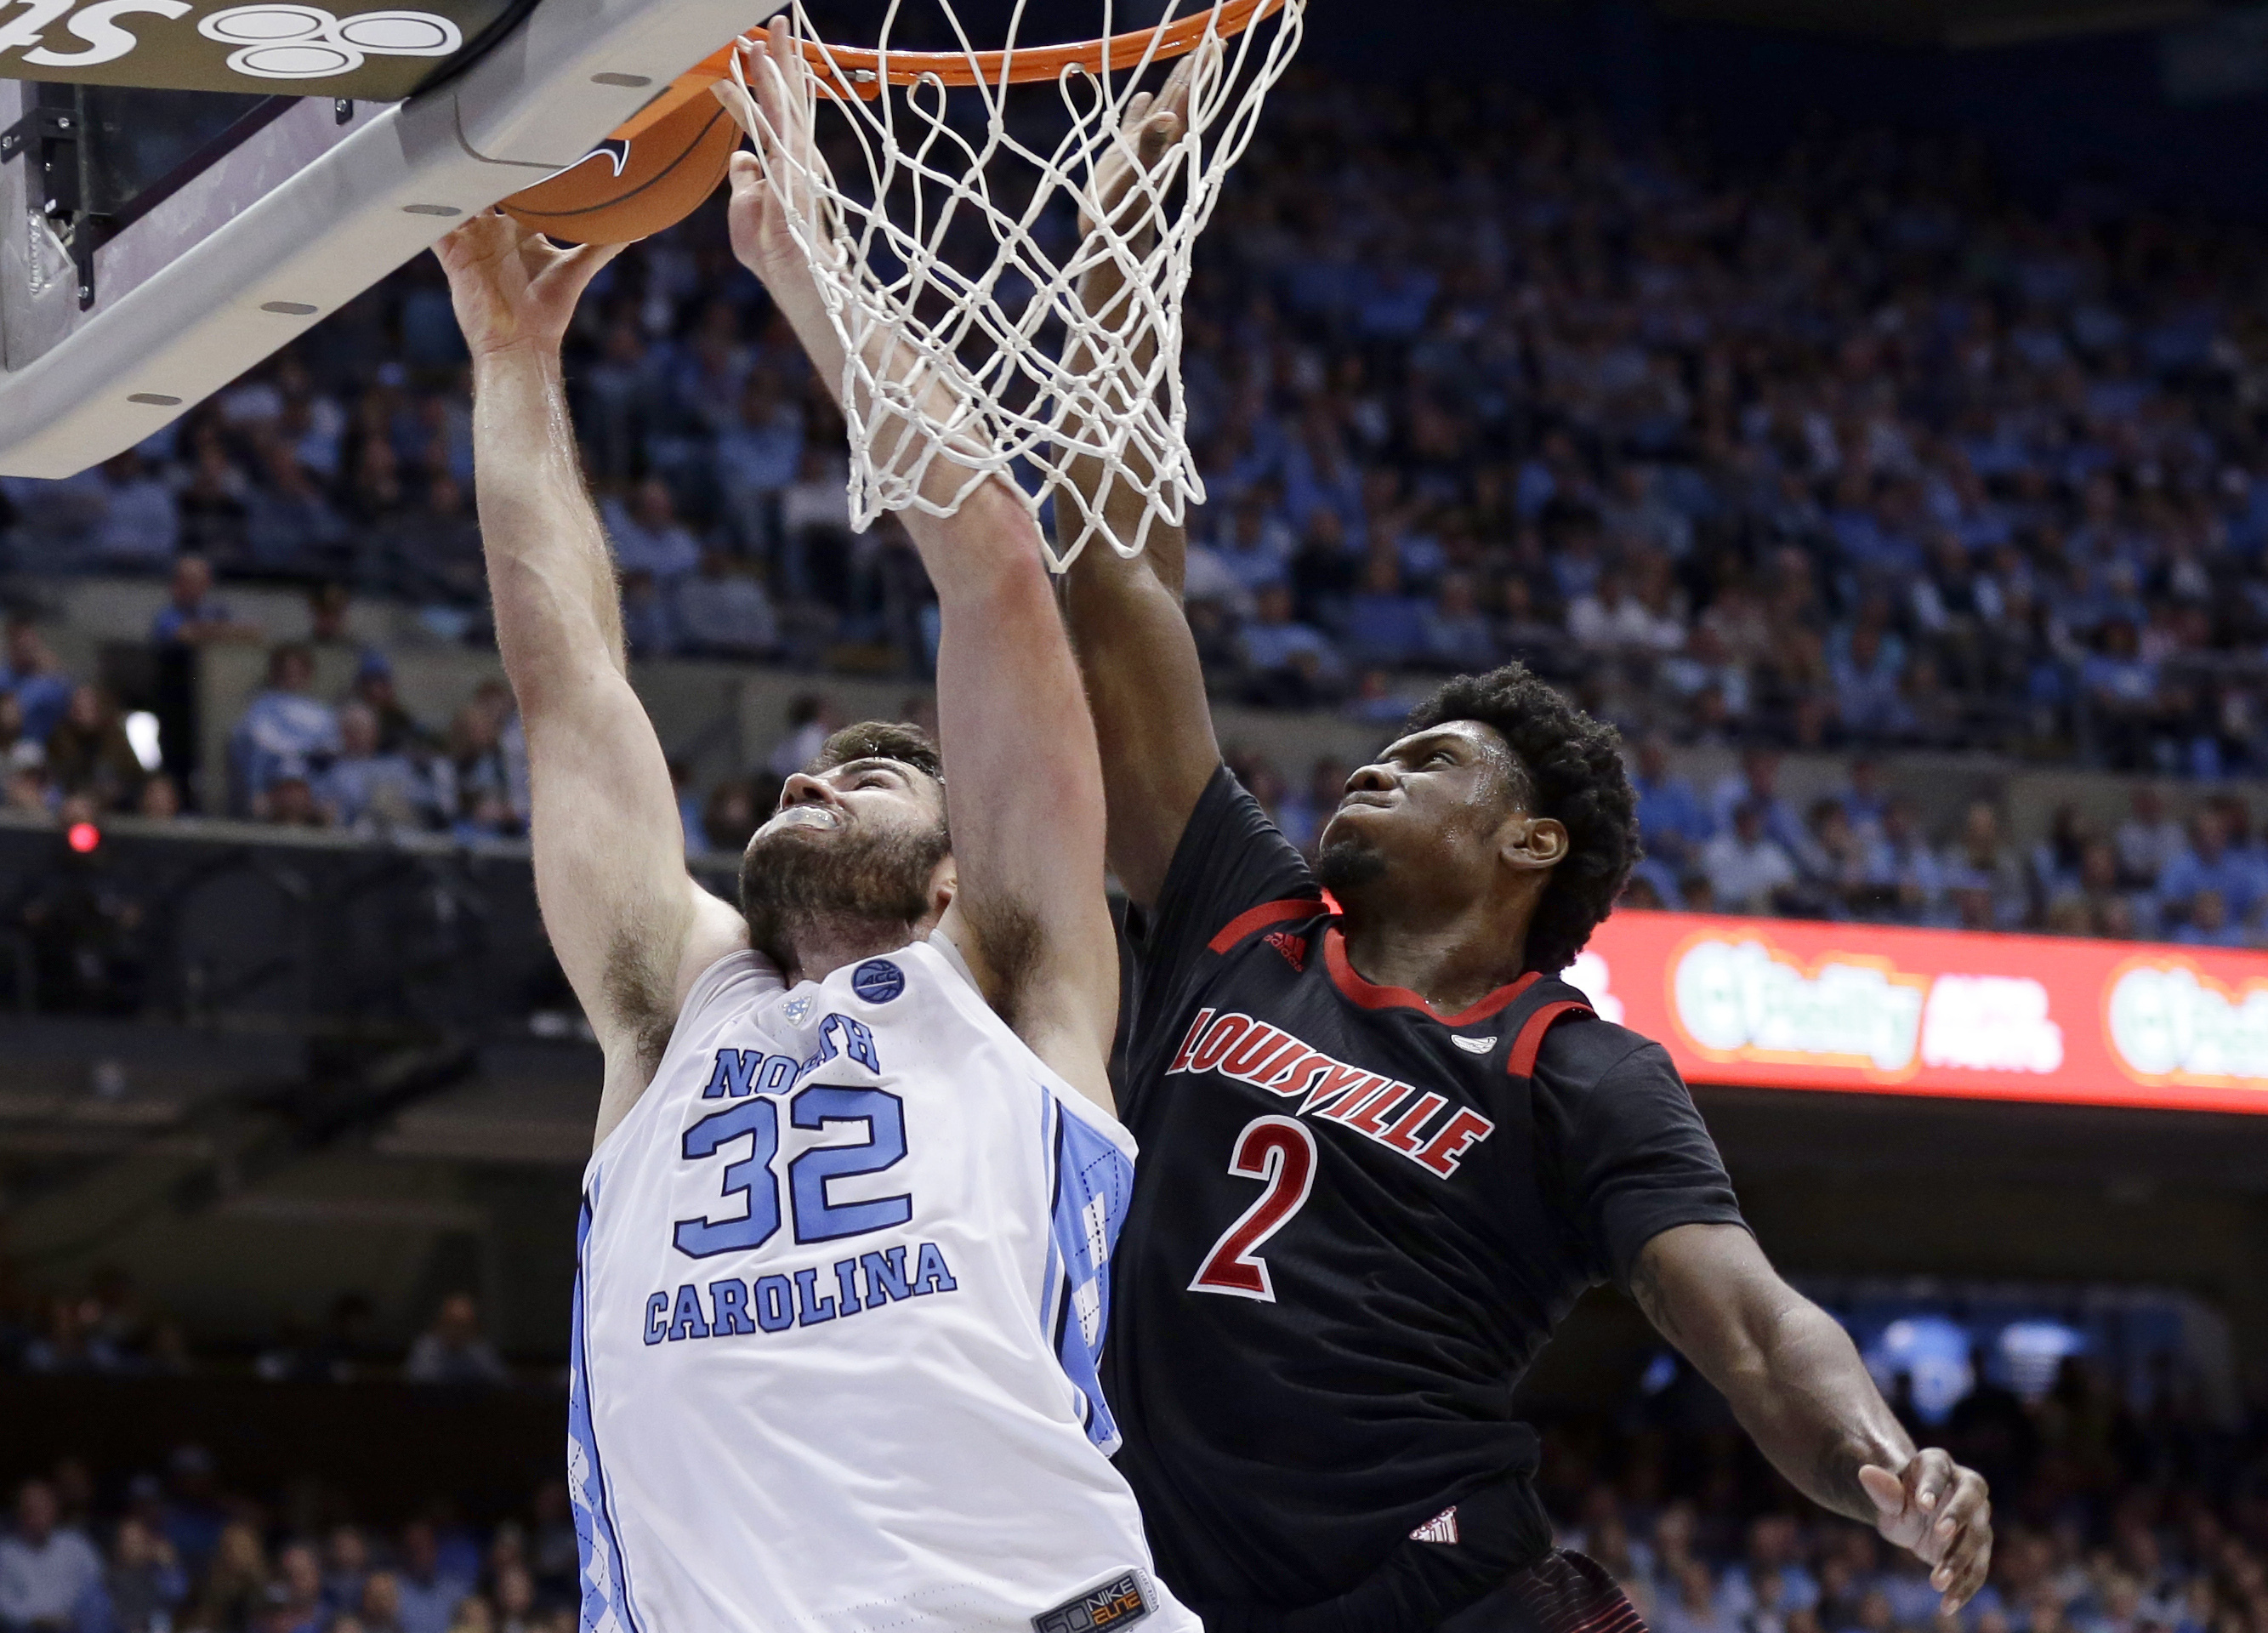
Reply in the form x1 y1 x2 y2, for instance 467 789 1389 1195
570 934 1197 1633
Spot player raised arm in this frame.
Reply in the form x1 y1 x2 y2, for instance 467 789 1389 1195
1631 1224 1993 1611
436 217 747 1146
1054 53 1224 910
716 26 1119 1107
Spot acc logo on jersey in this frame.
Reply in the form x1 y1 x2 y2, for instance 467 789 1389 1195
852 959 906 1004
1031 1570 1151 1633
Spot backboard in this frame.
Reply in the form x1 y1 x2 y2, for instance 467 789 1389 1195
0 0 788 477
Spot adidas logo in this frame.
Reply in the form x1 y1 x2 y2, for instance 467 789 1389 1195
1265 929 1307 971
1452 1036 1495 1055
1410 1507 1459 1545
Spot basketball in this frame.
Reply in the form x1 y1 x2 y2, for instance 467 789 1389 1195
499 94 739 246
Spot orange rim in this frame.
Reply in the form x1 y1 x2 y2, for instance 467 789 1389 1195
802 0 1280 90
612 0 1278 139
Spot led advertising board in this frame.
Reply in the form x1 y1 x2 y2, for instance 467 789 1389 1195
1570 913 2268 1114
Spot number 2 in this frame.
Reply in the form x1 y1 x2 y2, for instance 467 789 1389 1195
1190 1116 1316 1302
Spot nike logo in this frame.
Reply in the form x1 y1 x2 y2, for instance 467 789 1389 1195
1452 1036 1496 1055
558 138 632 180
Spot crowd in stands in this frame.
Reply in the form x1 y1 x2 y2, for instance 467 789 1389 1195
10 580 2268 947
11 73 2268 945
0 1455 582 1633
0 1329 2252 1633
5 77 2268 773
0 1269 516 1391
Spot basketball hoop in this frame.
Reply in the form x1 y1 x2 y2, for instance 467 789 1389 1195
710 0 1303 569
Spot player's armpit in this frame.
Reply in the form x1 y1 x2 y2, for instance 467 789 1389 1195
518 683 747 1143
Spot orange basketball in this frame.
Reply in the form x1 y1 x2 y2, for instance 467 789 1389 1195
501 94 740 246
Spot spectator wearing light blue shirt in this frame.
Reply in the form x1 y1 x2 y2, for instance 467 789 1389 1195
602 477 702 583
1343 549 1431 669
389 1522 470 1633
89 450 179 570
2171 889 2250 947
716 369 804 549
229 644 341 816
319 702 435 832
1 621 73 748
1862 797 1947 925
1710 748 1809 860
2079 617 2163 768
0 1479 107 1633
1631 734 1714 871
1240 583 1343 708
2157 808 2263 929
1831 623 1913 740
149 555 256 650
1417 573 1496 672
1214 492 1295 599
1838 756 1890 845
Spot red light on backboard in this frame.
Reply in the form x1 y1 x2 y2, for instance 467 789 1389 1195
66 822 99 853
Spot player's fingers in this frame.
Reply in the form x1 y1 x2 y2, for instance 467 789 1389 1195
1934 1522 1992 1610
1910 1447 1954 1513
563 240 630 280
1138 107 1179 168
713 76 760 140
1927 1473 1989 1566
1157 43 1197 114
770 13 806 102
1856 1463 1907 1525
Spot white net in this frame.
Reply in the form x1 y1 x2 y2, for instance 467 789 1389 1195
737 0 1302 570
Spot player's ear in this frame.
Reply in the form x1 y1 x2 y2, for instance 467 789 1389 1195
926 856 958 921
1501 815 1567 873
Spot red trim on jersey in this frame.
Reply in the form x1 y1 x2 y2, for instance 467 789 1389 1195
1322 930 1543 1026
1207 897 1327 955
1507 1000 1594 1078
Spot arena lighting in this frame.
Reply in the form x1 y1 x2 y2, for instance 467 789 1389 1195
1568 911 2268 1115
65 821 99 854
122 711 162 774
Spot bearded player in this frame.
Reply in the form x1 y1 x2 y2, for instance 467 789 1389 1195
434 25 1198 1633
1058 123 1992 1633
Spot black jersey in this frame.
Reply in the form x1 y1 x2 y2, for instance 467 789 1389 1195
1106 769 1748 1611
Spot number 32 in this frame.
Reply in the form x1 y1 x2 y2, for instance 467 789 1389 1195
1189 1116 1316 1302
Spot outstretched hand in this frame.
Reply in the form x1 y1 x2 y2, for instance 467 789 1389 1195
713 17 829 311
1859 1450 1993 1614
1079 43 1205 249
433 213 623 361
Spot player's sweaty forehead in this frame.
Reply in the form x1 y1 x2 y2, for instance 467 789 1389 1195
1375 722 1529 804
796 756 944 801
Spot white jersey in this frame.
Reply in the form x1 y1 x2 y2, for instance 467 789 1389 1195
568 934 1196 1633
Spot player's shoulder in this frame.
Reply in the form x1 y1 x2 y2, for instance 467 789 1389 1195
679 946 784 1021
1528 1010 1681 1094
